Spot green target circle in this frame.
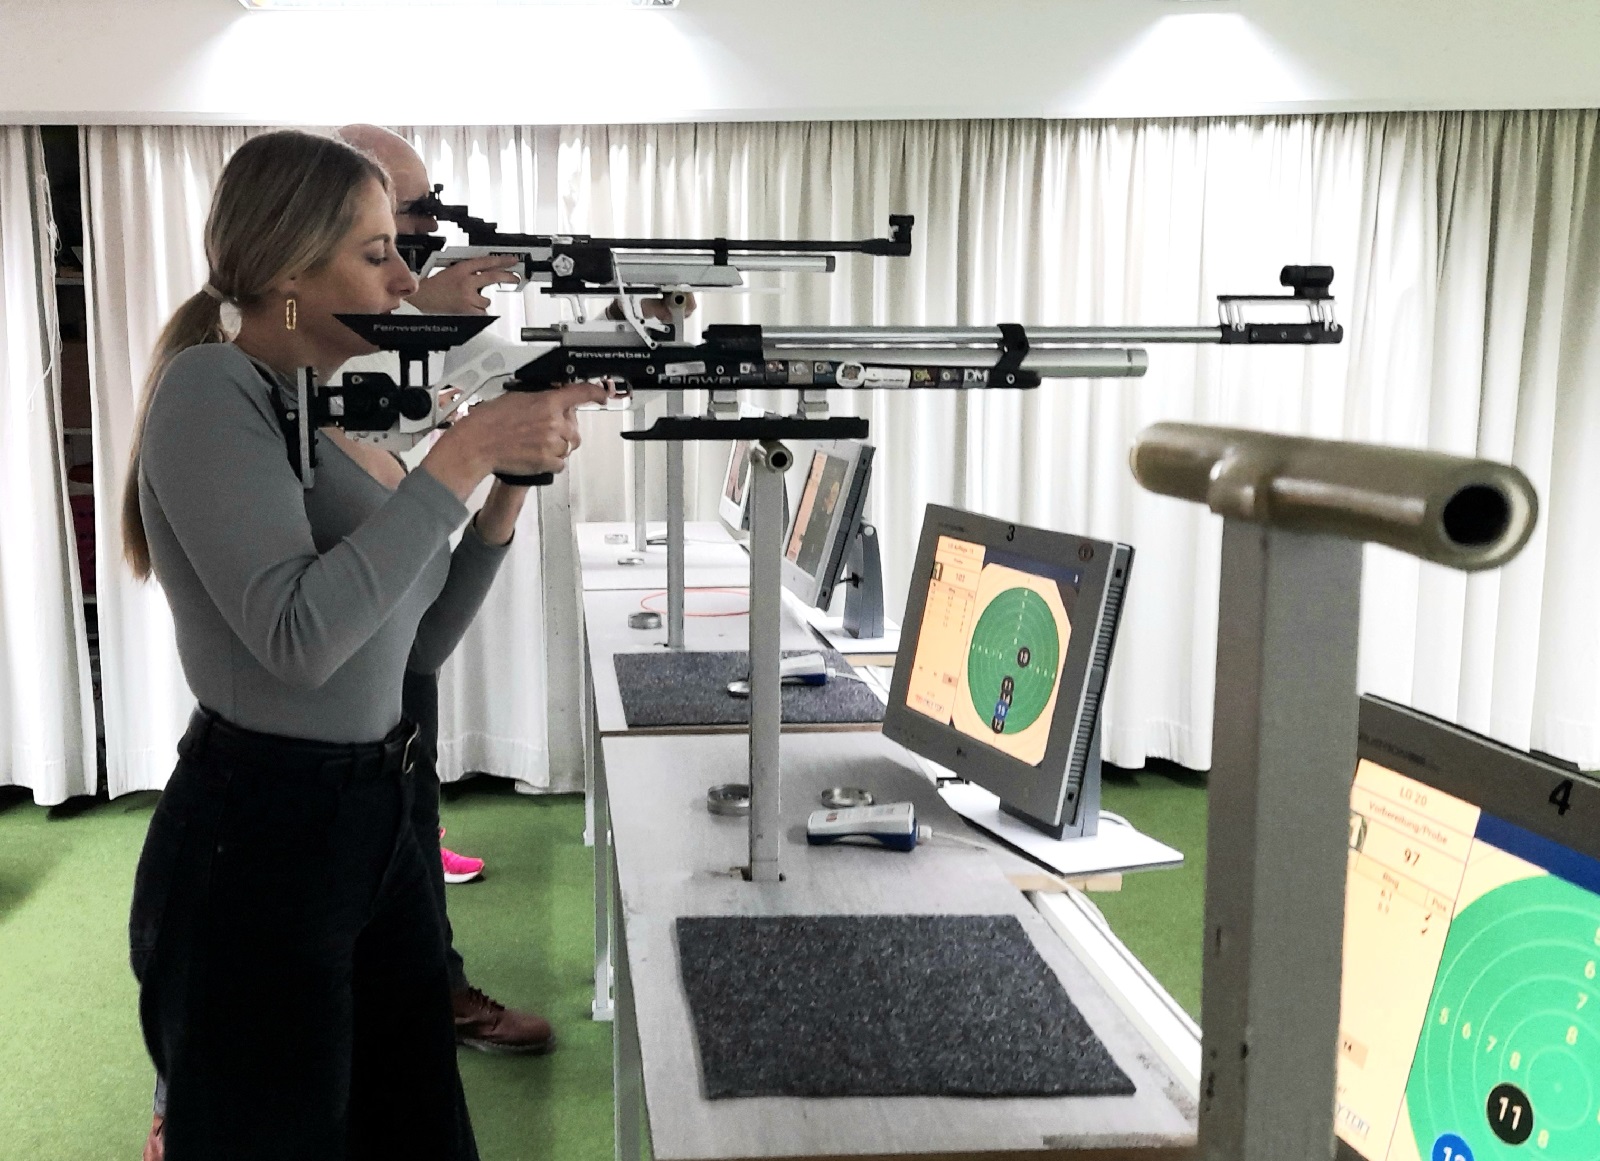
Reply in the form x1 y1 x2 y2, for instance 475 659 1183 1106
966 587 1060 734
1406 874 1600 1159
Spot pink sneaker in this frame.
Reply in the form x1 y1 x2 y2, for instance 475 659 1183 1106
439 828 484 884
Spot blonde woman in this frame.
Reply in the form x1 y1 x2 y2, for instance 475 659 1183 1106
124 129 601 1160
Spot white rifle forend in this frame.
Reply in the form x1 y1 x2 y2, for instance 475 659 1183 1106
1128 421 1538 571
420 245 831 291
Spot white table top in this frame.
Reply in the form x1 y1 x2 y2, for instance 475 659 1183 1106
578 521 751 591
605 731 1198 1161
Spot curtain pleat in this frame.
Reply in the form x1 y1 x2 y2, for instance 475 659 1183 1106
0 127 97 805
400 125 566 789
83 126 254 796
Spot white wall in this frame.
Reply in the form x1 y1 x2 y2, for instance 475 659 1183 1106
2 0 1599 125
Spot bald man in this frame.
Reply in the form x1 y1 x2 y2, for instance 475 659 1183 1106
339 123 522 313
332 122 557 1056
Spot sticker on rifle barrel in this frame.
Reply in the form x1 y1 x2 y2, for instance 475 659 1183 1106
787 361 813 385
863 367 912 388
663 361 706 378
835 362 866 388
912 368 935 385
963 368 989 384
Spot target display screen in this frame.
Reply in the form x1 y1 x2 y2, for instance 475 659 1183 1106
902 535 1080 767
1336 759 1600 1161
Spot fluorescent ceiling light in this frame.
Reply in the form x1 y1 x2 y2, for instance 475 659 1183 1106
239 0 678 9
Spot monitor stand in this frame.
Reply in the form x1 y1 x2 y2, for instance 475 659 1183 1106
842 522 885 639
997 718 1103 840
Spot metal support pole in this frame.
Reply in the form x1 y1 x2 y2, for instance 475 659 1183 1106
589 662 613 1022
612 846 643 1160
746 440 790 883
538 470 585 796
631 404 648 553
666 389 686 650
1198 522 1362 1161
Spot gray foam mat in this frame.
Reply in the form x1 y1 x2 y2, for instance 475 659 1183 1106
675 914 1137 1099
613 648 884 729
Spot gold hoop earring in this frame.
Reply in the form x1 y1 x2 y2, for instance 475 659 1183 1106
284 296 298 332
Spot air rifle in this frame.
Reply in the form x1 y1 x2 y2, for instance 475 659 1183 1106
400 183 913 297
312 197 1341 487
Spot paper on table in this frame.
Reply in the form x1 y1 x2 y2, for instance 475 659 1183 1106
938 781 1183 878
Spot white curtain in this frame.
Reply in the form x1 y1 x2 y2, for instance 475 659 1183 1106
0 126 96 805
402 125 568 788
541 113 1599 769
78 113 1600 785
82 125 254 796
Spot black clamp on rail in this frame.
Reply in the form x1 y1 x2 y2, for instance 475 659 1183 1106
623 415 870 443
991 323 1030 387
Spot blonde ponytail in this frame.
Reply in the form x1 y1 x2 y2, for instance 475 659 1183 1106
121 129 390 580
122 290 229 579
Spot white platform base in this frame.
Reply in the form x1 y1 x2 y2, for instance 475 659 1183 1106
938 781 1184 878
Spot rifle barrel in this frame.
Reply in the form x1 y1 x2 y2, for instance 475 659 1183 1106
765 347 1148 378
761 326 1223 345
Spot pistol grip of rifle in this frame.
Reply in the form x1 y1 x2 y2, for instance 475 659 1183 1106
496 470 556 487
497 376 558 487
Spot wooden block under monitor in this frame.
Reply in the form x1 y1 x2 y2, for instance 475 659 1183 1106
1005 871 1123 894
1069 873 1124 893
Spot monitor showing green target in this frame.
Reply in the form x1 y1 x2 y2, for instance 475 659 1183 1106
1337 696 1600 1161
882 505 1133 840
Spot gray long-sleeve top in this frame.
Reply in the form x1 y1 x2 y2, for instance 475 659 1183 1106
138 342 509 743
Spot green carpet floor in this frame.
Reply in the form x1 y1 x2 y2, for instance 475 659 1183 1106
0 766 1206 1159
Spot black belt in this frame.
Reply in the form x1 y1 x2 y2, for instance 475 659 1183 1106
178 707 419 780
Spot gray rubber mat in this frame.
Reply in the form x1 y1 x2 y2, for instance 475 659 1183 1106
675 914 1137 1099
613 648 884 729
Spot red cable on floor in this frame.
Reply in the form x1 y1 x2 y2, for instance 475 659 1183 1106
638 588 751 617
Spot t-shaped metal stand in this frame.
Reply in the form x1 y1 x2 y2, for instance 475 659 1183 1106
621 411 868 885
1202 521 1362 1159
665 389 687 650
1130 422 1537 1161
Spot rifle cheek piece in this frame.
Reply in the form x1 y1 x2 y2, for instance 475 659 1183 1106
1129 422 1537 572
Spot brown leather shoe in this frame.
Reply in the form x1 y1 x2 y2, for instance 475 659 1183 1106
142 1114 164 1161
452 985 555 1054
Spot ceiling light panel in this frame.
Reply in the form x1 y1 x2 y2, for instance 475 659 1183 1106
239 0 677 9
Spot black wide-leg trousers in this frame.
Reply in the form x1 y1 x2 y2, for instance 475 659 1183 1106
129 708 479 1161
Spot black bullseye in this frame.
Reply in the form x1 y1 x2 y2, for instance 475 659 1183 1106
1486 1082 1533 1146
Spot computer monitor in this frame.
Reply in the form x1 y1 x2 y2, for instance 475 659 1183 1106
718 439 754 536
779 439 881 635
881 504 1134 840
1335 695 1600 1161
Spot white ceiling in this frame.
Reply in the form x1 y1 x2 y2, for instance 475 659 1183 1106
2 0 1598 125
